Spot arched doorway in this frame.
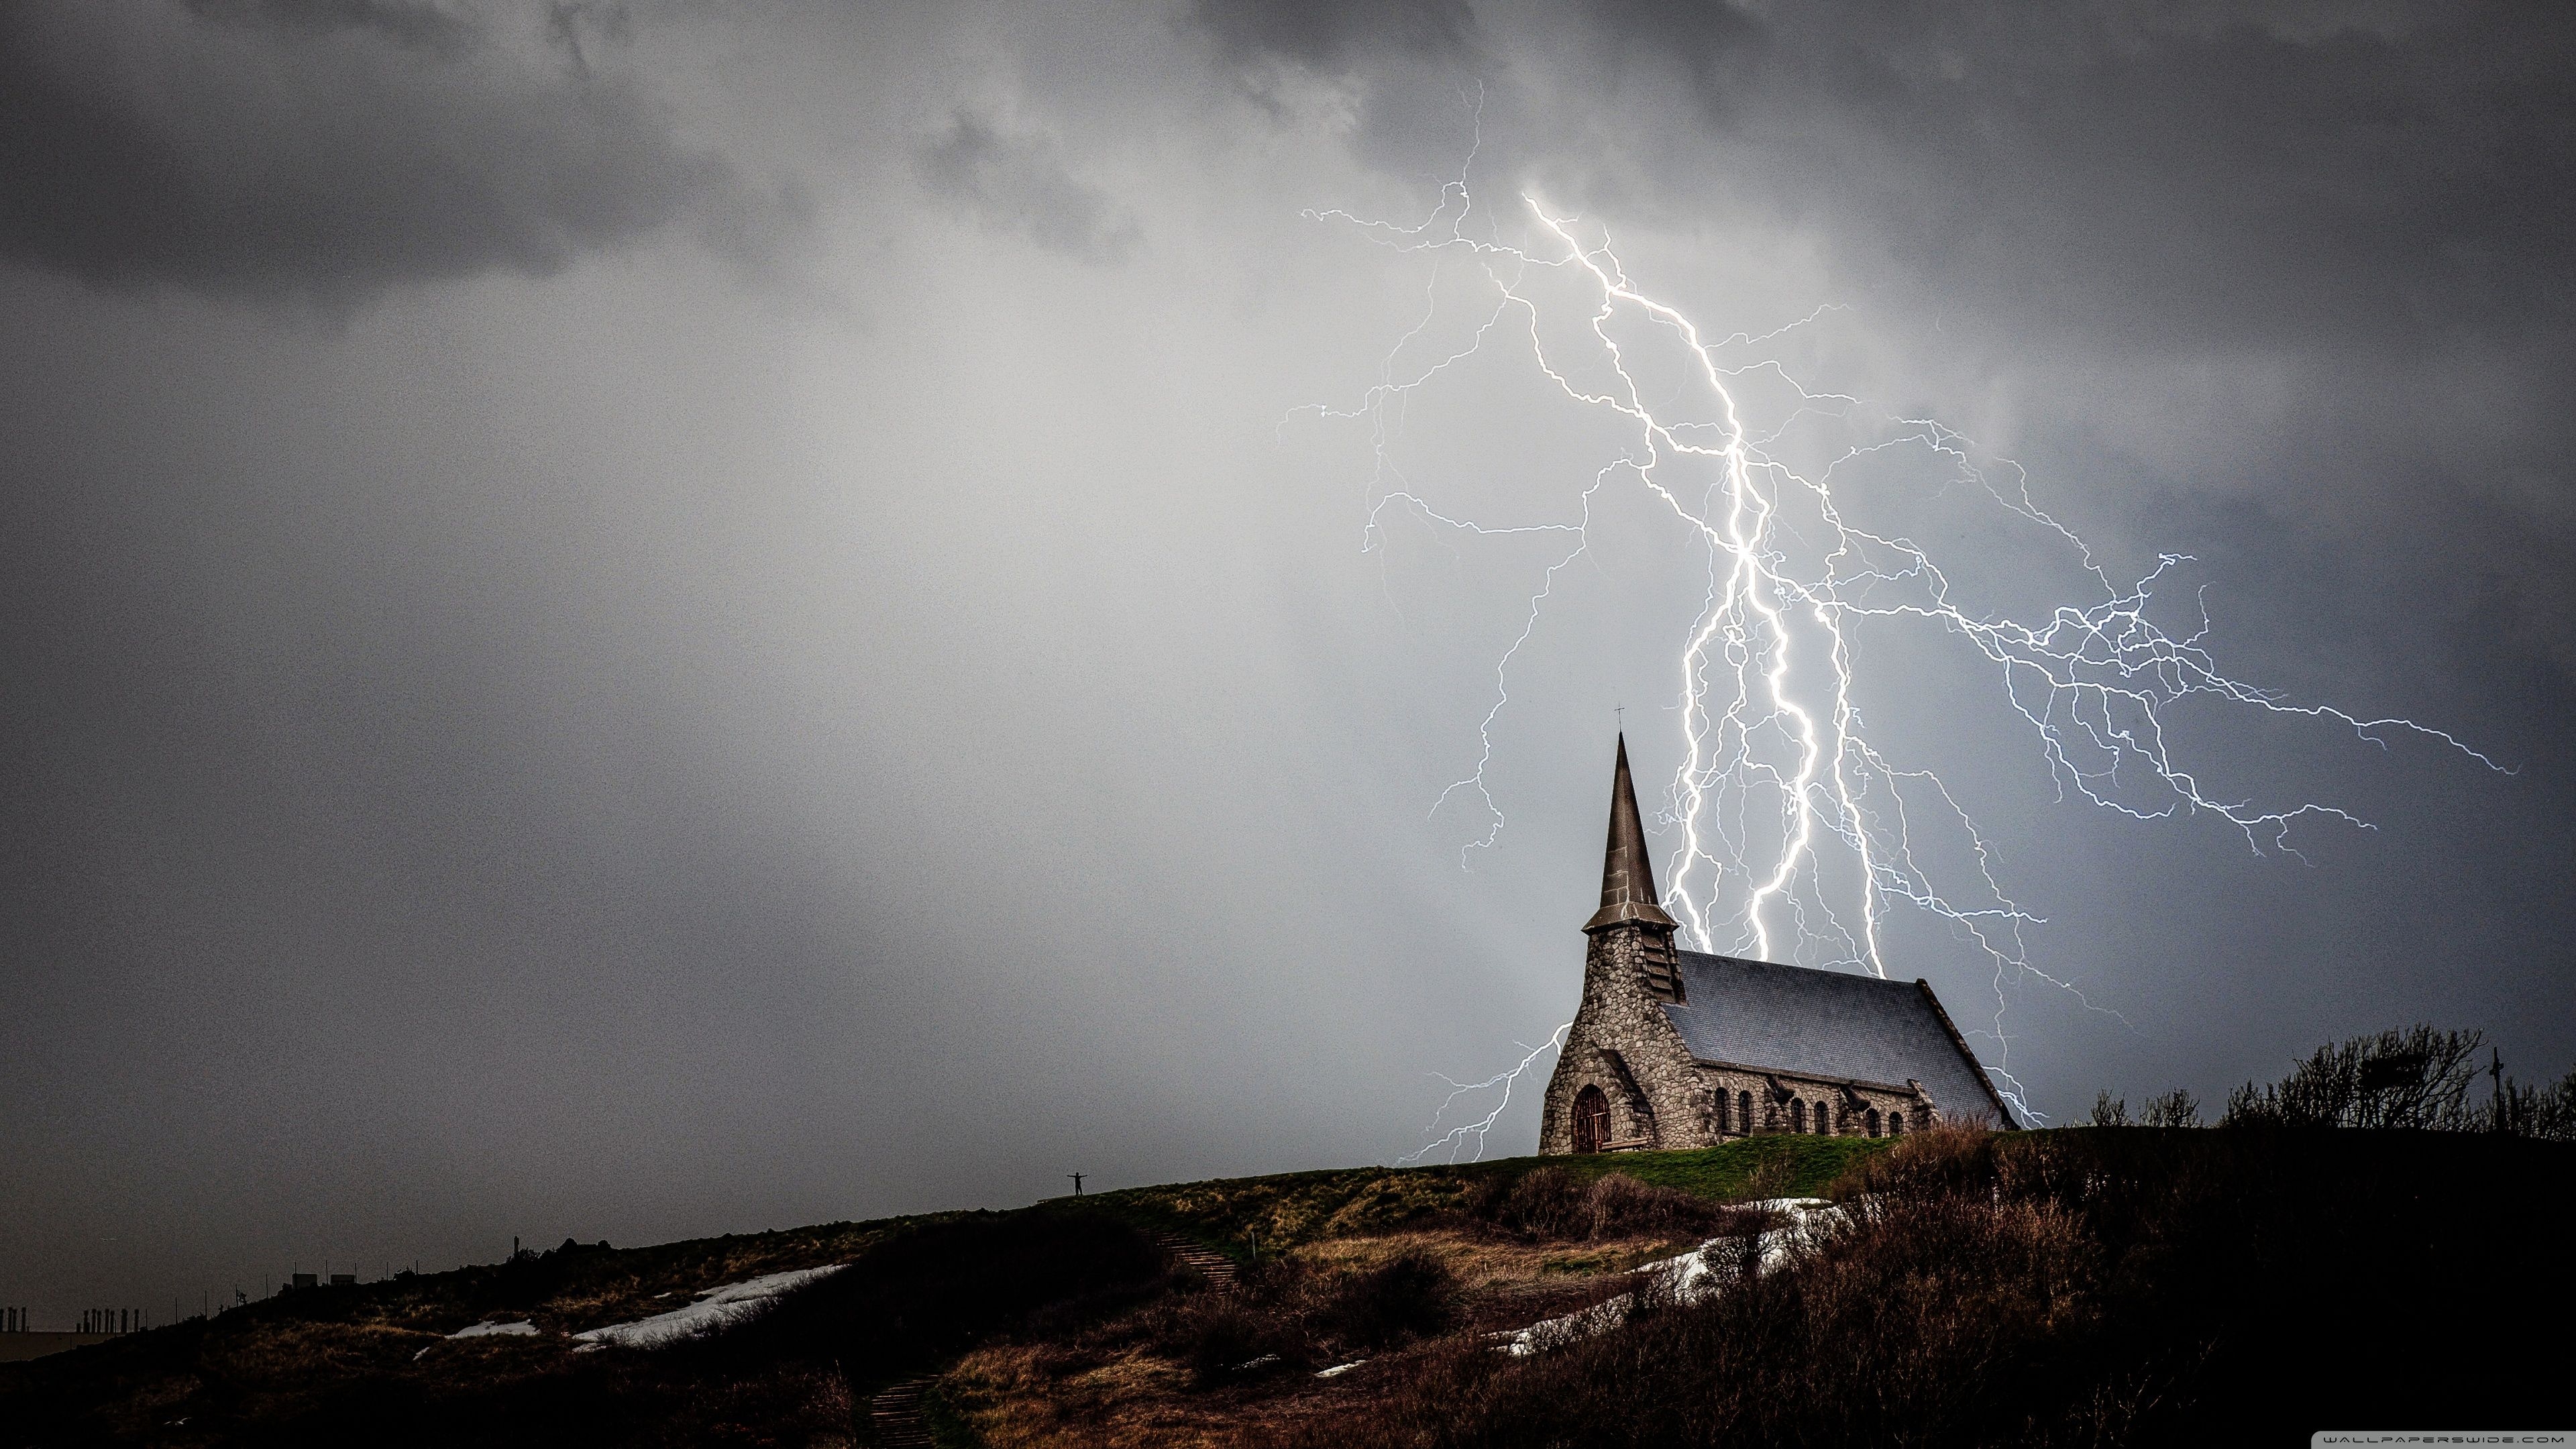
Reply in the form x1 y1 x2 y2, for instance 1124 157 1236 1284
1572 1084 1611 1154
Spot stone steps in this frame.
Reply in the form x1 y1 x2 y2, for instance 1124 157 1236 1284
869 1377 932 1448
1153 1233 1240 1292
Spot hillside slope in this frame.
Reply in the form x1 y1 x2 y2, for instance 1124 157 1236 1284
4 1130 2565 1447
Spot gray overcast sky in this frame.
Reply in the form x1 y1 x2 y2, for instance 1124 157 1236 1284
3 0 2569 1321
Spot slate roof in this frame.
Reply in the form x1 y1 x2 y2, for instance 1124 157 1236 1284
1658 952 2015 1126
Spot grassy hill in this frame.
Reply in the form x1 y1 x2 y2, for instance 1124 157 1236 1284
4 1128 2567 1448
1083 1132 1884 1254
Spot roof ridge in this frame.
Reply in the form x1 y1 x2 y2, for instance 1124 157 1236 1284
1674 949 1917 985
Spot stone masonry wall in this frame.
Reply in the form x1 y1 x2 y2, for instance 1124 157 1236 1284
1541 925 1957 1152
1539 925 1719 1154
1695 1067 1939 1140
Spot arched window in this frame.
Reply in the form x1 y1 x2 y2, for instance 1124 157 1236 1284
1572 1084 1611 1155
1790 1098 1805 1132
1715 1091 1728 1134
1866 1108 1881 1137
1814 1099 1829 1134
1889 1110 1905 1136
1739 1091 1754 1136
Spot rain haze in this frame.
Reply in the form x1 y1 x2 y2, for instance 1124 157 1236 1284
3 1 2571 1324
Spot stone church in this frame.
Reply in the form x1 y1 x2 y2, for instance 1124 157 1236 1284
1540 737 2017 1154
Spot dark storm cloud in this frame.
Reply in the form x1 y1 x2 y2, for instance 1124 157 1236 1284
185 0 480 52
913 110 1142 264
0 0 787 301
1191 0 2576 663
1595 2 2576 353
1191 0 1479 69
1197 1 2576 352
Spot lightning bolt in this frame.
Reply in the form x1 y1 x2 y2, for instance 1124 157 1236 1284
1395 1022 1572 1167
1305 134 2508 1146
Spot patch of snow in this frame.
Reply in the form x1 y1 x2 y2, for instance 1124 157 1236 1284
1232 1353 1281 1372
1739 1197 1835 1216
1314 1360 1367 1379
449 1320 541 1340
415 1320 543 1359
572 1265 842 1351
1496 1199 1845 1357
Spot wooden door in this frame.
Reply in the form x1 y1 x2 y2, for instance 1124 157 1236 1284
1572 1084 1610 1154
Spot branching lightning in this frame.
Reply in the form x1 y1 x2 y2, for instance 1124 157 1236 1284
1395 1022 1572 1167
1301 138 2508 1155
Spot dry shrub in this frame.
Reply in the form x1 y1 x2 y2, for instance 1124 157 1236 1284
1738 1148 1800 1204
1141 1245 1462 1387
1838 1120 1997 1200
1462 1166 1583 1238
1466 1169 1726 1242
1316 1250 1458 1350
1801 1193 2102 1417
2223 1024 2486 1129
1578 1173 1727 1240
1268 1177 2106 1449
2141 1087 2201 1128
645 1363 853 1449
1271 1129 2576 1447
1167 1299 1308 1386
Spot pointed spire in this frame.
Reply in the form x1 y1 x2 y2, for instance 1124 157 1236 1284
1585 733 1679 934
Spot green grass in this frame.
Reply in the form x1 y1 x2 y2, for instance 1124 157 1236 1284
1077 1136 1896 1256
1533 1134 1892 1199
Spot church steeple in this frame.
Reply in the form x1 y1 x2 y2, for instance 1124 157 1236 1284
1585 733 1680 935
